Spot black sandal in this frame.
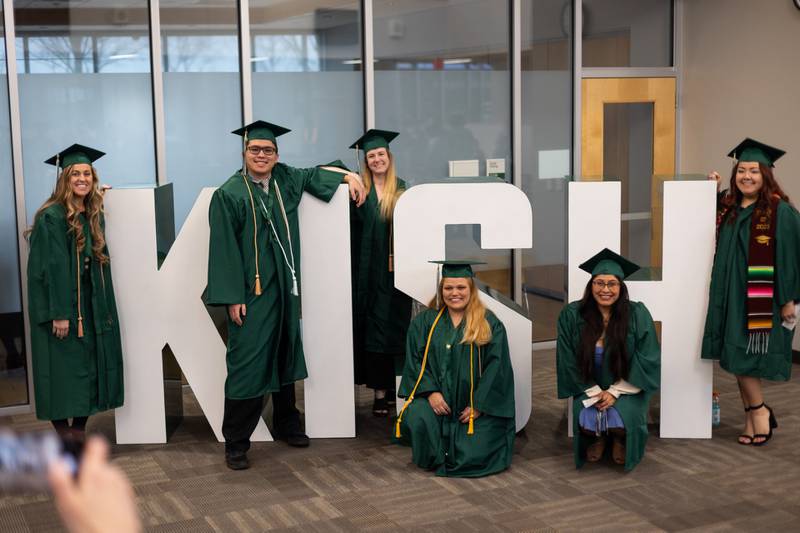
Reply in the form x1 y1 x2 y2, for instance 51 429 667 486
738 405 754 445
750 403 777 446
372 396 389 417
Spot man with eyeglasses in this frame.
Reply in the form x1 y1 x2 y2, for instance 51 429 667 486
206 120 365 470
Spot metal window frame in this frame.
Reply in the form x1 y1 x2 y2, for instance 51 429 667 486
2 0 35 416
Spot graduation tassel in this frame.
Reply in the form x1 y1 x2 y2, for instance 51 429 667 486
291 274 299 296
75 244 84 338
254 274 262 295
396 307 446 438
388 223 394 272
467 343 475 436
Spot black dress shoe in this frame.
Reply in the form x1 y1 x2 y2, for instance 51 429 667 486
276 431 310 448
225 452 250 470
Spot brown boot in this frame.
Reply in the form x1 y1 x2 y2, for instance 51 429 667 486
584 436 606 462
610 429 626 465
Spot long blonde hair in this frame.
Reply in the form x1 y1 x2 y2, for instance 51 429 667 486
361 149 402 220
428 277 492 345
29 164 109 265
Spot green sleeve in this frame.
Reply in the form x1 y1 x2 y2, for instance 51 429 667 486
205 189 246 306
293 161 348 203
776 201 800 306
28 212 73 324
556 303 595 398
627 302 661 392
473 314 515 419
398 311 440 398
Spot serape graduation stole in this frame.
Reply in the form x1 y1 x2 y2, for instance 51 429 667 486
744 196 780 354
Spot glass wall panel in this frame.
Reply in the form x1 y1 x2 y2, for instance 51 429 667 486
249 1 363 168
14 0 157 222
582 0 673 68
373 0 512 297
161 0 242 231
1 6 30 407
521 0 572 341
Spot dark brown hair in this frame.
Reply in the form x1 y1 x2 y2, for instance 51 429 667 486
577 276 630 383
722 162 791 225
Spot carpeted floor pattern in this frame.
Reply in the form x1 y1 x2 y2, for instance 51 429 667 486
2 349 800 532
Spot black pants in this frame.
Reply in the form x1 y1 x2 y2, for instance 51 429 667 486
364 352 400 391
51 416 88 434
222 383 301 455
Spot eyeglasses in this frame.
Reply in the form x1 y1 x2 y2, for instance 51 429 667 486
592 279 620 290
247 146 276 156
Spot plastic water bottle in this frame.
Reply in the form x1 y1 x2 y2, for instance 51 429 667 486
712 392 721 427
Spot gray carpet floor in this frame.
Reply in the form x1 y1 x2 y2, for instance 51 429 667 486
2 349 800 532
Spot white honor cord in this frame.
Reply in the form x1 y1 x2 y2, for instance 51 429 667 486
258 186 298 296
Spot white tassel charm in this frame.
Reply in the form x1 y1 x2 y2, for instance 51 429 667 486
291 275 299 297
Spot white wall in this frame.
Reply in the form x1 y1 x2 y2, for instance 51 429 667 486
680 0 800 350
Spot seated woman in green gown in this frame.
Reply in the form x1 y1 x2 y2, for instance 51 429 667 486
703 138 800 446
394 260 515 478
26 144 124 446
556 249 660 471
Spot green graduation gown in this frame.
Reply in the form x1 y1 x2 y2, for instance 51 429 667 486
701 200 800 380
205 162 343 400
556 301 660 471
27 204 124 420
395 308 515 478
350 179 412 382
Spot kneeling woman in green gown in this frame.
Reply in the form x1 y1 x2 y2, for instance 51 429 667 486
394 261 515 477
703 139 800 446
556 249 660 471
27 145 124 443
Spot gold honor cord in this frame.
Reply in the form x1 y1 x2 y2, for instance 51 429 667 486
75 244 84 338
242 173 262 296
468 343 474 435
395 307 445 438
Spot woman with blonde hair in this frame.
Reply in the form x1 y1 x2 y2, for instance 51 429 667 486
349 130 412 416
394 261 515 477
27 144 124 444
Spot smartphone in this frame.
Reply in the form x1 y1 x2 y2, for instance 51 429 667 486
0 429 79 492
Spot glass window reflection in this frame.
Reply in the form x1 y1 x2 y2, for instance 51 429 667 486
521 0 572 341
373 0 512 297
14 0 157 220
249 1 363 169
160 0 242 232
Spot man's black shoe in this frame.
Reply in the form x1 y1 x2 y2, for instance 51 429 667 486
274 430 310 448
225 452 250 470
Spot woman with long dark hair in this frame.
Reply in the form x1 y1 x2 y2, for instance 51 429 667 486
27 144 124 444
703 138 800 446
394 261 515 477
556 249 660 470
349 130 412 416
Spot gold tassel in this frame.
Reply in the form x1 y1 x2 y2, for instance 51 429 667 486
388 253 393 272
395 418 402 438
467 343 474 436
77 317 84 338
254 274 262 295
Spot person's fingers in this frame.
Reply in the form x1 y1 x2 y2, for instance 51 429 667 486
48 459 82 529
241 304 246 317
